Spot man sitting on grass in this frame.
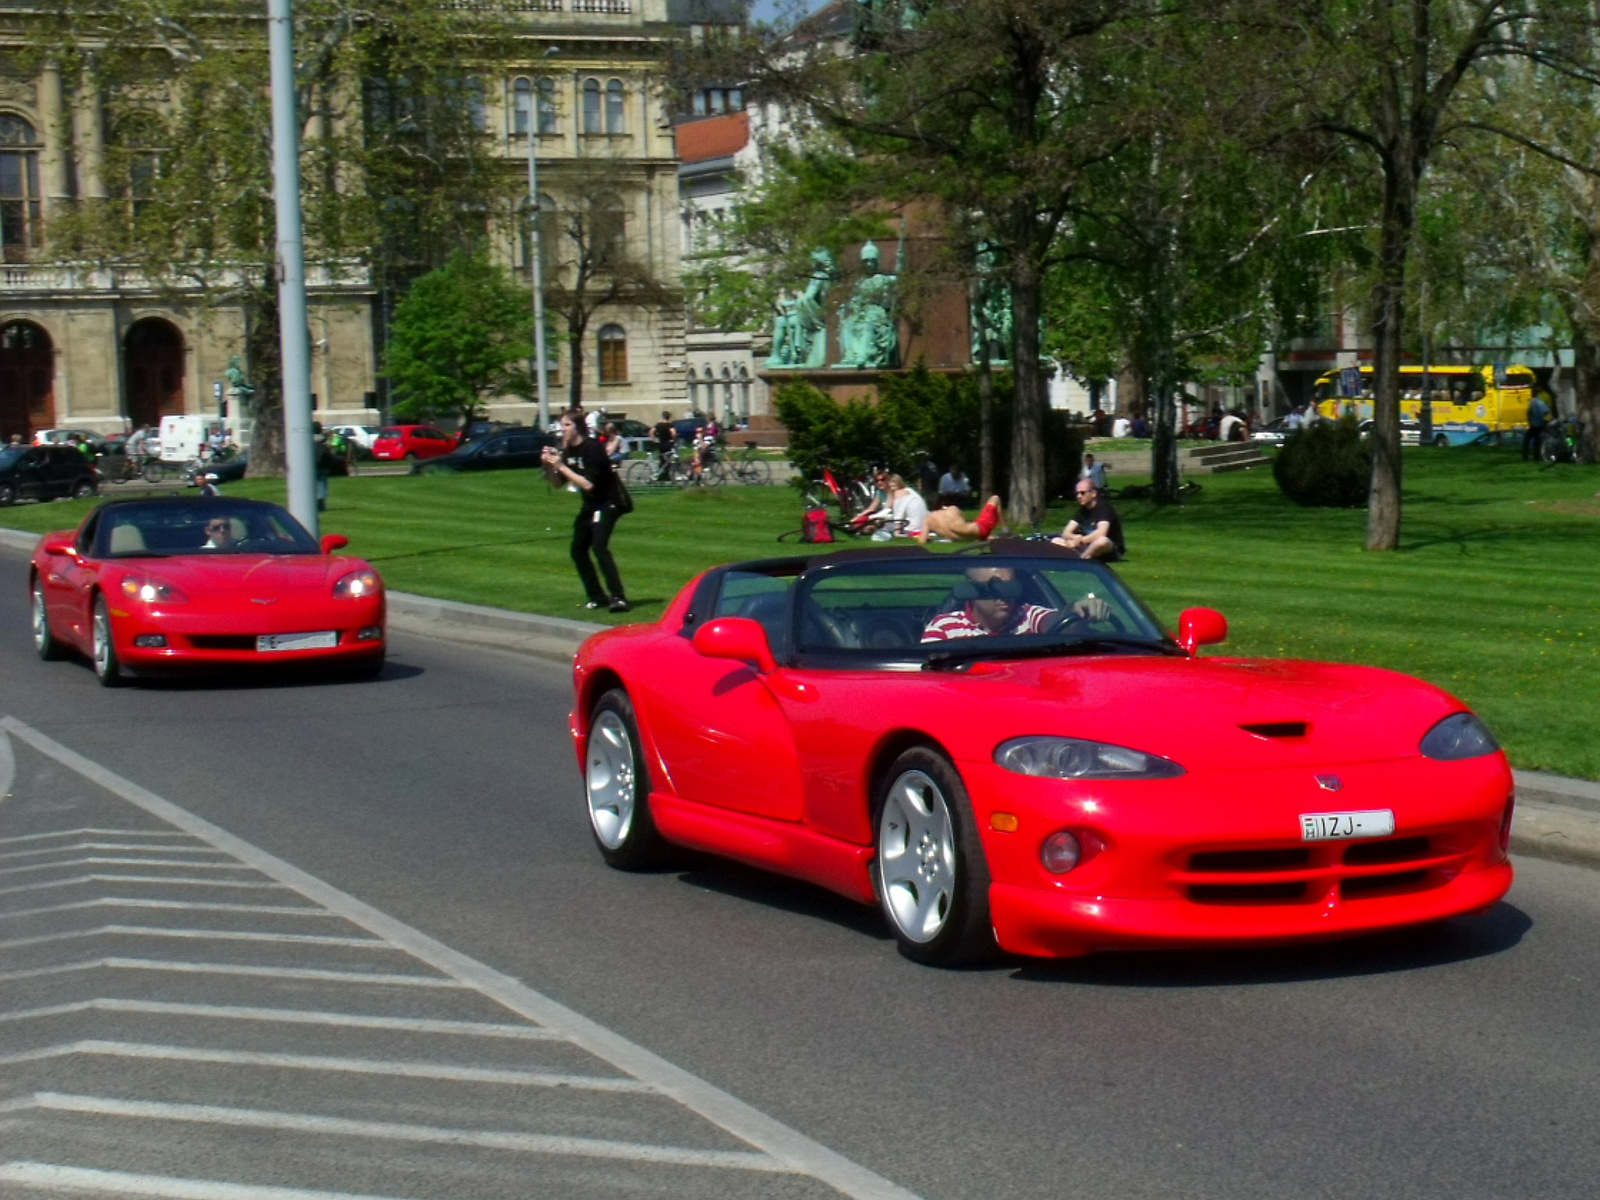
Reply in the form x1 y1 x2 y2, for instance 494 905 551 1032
1053 479 1124 561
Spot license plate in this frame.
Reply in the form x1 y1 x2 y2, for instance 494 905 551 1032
257 630 338 653
1300 810 1396 841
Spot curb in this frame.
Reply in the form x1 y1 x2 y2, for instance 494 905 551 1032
5 522 1600 873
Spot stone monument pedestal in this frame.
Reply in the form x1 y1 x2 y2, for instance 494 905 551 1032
756 365 969 407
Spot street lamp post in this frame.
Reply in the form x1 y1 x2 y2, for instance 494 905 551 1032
527 53 557 432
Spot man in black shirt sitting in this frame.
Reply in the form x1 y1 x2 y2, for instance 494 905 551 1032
1053 479 1125 562
542 408 631 612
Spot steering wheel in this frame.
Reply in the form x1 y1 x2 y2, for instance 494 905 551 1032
800 607 854 649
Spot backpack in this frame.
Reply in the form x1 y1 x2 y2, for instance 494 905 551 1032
799 506 834 544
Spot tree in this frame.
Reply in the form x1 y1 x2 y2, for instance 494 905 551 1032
382 250 532 428
34 0 521 474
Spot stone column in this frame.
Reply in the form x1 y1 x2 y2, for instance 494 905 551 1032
36 62 71 216
72 72 106 200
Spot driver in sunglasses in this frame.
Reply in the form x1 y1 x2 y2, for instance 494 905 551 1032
921 566 1108 641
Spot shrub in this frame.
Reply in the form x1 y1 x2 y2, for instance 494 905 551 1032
1273 416 1372 506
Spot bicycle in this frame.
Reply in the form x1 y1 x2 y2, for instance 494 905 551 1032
803 466 878 526
141 456 181 484
1540 417 1592 465
624 447 690 487
726 442 773 486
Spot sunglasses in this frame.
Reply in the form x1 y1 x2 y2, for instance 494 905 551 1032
952 577 1024 601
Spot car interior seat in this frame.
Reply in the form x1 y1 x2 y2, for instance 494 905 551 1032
107 523 147 555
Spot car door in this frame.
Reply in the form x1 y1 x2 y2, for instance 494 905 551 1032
635 573 804 823
504 433 543 469
14 447 50 499
48 448 81 497
40 509 100 649
476 436 511 470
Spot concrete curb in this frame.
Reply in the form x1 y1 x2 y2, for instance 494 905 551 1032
5 521 1599 872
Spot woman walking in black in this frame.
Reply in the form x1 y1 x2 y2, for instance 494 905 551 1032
542 409 630 612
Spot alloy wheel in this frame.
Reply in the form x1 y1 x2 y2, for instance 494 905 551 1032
586 709 636 849
877 769 957 943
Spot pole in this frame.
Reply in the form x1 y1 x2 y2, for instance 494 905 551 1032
267 0 317 535
527 115 551 431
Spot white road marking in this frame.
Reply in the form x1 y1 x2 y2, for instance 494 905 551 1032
0 1162 422 1200
0 1041 654 1092
0 843 227 862
0 898 340 921
0 874 291 897
0 999 567 1040
0 713 925 1200
0 828 194 845
0 925 389 950
0 856 259 877
0 958 466 988
17 1094 796 1173
0 729 13 805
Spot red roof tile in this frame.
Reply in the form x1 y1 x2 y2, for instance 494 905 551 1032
676 112 750 164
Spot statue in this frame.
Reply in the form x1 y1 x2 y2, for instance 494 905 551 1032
833 229 906 369
765 248 835 368
224 355 255 406
970 247 1012 364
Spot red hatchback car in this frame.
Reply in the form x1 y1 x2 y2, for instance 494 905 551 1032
371 425 460 462
570 545 1514 966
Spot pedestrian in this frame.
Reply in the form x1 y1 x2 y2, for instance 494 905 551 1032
937 464 973 508
542 408 630 613
1525 391 1552 461
198 471 222 498
1052 479 1125 561
603 422 625 468
1079 453 1107 491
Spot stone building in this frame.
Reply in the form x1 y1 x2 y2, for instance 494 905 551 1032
0 1 693 442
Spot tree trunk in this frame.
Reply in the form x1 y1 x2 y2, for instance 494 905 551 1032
1007 258 1045 527
1365 178 1412 551
1571 321 1600 462
566 322 584 413
245 282 286 478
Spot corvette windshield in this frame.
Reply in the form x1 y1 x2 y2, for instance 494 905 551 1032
791 556 1172 664
95 502 320 558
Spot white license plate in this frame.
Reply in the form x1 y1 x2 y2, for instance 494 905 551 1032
1300 810 1396 841
257 630 338 653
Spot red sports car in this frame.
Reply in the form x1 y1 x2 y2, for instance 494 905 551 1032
570 544 1514 965
30 496 386 686
370 425 460 462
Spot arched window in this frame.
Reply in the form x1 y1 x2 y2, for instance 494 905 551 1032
598 325 628 384
110 113 164 225
582 79 601 135
0 114 42 263
605 79 625 134
537 78 558 134
512 77 531 135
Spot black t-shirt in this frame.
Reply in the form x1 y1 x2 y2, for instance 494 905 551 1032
653 421 676 451
562 437 616 509
1072 497 1124 555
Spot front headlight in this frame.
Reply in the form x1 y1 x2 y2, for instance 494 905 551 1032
1420 712 1499 761
120 575 188 605
995 736 1184 780
332 568 381 599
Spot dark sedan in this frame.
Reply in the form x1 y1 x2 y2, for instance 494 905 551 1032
415 430 555 473
0 444 100 506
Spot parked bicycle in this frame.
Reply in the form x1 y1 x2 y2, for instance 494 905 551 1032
623 447 693 487
726 441 773 486
1540 417 1592 465
803 466 877 522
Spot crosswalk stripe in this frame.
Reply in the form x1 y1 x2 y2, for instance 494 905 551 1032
0 898 340 921
0 1162 424 1200
0 875 291 897
0 958 465 987
0 999 566 1039
0 857 259 878
0 828 195 845
0 925 390 951
0 843 225 862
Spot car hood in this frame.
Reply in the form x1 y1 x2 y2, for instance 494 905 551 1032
121 554 363 594
927 654 1463 770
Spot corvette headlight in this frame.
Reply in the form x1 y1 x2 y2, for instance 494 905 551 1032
120 576 188 605
332 569 381 599
1420 712 1499 761
995 736 1184 780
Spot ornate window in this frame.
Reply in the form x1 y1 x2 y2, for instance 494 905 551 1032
605 79 625 134
598 324 627 383
512 78 531 135
537 78 558 134
582 79 601 135
110 113 164 225
0 114 42 263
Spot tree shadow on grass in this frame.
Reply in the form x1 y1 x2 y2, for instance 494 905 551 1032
1007 902 1530 989
367 537 557 563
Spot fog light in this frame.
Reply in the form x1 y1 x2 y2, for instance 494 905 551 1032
1040 830 1081 874
133 634 167 648
356 626 383 642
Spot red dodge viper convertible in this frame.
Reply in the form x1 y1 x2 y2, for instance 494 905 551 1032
30 496 386 685
570 544 1514 965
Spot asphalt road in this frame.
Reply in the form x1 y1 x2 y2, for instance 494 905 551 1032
3 546 1600 1200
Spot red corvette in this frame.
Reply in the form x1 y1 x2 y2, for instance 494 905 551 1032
570 544 1514 965
30 496 386 686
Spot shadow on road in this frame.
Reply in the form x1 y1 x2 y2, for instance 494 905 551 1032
1007 901 1531 988
107 661 425 690
672 856 893 941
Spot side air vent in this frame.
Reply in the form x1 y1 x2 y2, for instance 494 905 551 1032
1239 722 1308 739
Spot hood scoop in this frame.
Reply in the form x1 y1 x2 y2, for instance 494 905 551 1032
1240 721 1309 740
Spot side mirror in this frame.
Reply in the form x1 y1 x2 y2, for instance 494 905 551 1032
692 616 777 674
321 534 349 555
1178 607 1228 654
41 536 76 558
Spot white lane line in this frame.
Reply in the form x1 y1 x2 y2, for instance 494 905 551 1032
0 857 259 878
0 729 13 806
0 713 925 1200
0 1162 423 1200
18 1094 795 1173
0 843 224 862
0 1041 654 1092
0 874 290 898
0 898 340 921
0 958 466 988
0 925 388 951
0 999 566 1040
0 828 194 845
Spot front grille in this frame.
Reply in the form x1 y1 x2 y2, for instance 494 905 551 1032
1190 881 1308 903
1341 869 1430 899
1344 836 1430 866
1178 831 1461 907
1190 848 1310 873
188 635 258 650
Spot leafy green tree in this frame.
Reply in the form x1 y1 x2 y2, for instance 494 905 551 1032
382 250 532 429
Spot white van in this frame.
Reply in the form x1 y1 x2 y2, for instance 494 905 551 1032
157 416 225 463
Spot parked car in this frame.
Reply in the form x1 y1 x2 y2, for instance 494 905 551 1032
188 451 250 486
1358 418 1422 447
605 419 654 455
33 428 108 451
571 545 1514 966
0 443 100 505
416 429 556 473
370 425 460 462
328 424 382 453
1250 417 1294 446
459 419 527 444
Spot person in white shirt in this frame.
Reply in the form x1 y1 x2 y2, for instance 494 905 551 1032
1111 415 1131 438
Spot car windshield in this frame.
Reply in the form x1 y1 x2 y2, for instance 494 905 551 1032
787 554 1175 667
379 427 405 438
94 501 320 558
0 446 28 468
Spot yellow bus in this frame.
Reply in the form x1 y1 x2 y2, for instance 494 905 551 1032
1313 364 1535 446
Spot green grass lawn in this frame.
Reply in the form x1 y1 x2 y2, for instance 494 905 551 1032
6 447 1598 779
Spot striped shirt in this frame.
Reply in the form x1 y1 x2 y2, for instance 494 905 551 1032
921 603 1059 642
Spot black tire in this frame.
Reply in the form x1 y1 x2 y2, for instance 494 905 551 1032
90 595 124 687
142 461 164 483
623 459 653 487
31 578 65 661
744 458 773 485
872 746 995 966
583 688 666 869
0 481 15 506
1433 434 1449 448
72 478 97 499
347 650 386 680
